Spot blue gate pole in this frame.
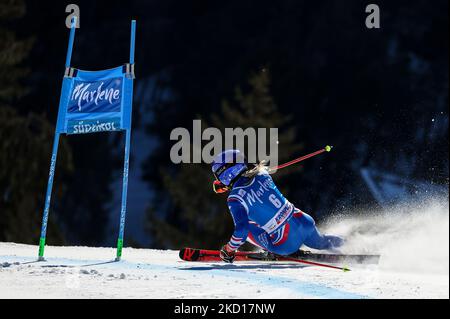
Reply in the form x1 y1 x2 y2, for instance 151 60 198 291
38 17 77 261
129 20 136 64
65 16 77 68
115 20 136 261
115 129 131 261
38 133 60 260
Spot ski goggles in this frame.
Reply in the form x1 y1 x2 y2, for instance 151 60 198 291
212 162 247 186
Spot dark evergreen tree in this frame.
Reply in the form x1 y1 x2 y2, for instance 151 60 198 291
0 0 31 102
0 0 73 244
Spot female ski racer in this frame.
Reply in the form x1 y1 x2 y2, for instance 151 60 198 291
212 149 344 263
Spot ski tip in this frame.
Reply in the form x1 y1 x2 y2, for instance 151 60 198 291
325 145 333 152
179 247 200 261
179 248 187 260
343 266 351 272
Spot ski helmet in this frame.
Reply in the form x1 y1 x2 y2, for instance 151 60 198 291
211 149 248 187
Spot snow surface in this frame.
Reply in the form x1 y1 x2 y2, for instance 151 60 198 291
0 199 448 299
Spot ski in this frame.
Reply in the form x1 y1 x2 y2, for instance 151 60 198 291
289 250 380 265
179 247 352 271
179 247 380 265
180 248 256 262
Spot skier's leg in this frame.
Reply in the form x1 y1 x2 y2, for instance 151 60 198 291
246 223 273 251
262 216 305 255
304 229 344 250
245 215 340 255
246 213 310 256
296 212 344 250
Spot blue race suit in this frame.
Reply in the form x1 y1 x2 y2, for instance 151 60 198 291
225 170 343 255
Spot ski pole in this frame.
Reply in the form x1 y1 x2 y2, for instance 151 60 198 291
277 255 350 272
244 252 350 271
269 145 333 172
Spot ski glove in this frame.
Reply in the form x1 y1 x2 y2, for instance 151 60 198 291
220 244 236 263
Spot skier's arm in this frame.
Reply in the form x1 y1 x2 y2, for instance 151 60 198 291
225 197 250 252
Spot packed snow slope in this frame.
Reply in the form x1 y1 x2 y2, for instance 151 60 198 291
0 199 448 299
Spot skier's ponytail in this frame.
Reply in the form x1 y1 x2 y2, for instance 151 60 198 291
242 160 269 178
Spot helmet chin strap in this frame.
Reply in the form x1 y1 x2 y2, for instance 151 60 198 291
213 180 229 194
